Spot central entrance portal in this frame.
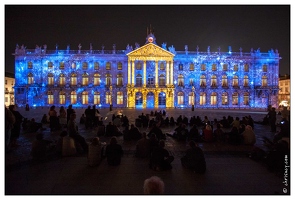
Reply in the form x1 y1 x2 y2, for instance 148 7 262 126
158 92 166 108
146 92 155 108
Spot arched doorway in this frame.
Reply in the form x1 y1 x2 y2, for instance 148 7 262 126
146 92 155 108
135 92 143 107
158 92 166 108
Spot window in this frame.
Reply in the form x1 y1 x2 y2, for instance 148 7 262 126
48 62 53 69
211 92 217 105
28 73 34 84
234 65 238 71
136 62 142 70
159 74 165 86
160 63 165 71
106 74 112 86
189 78 194 86
106 62 111 70
5 80 7 85
94 73 101 86
212 64 217 71
178 74 184 86
232 92 238 105
177 92 184 105
200 75 206 87
59 62 65 69
82 62 88 70
28 61 33 69
70 73 77 86
201 64 206 71
117 92 123 105
189 63 194 71
189 92 194 105
117 73 123 87
136 74 142 86
82 91 88 104
59 74 65 86
106 92 111 104
71 91 77 104
243 75 249 87
147 75 154 86
233 75 239 87
5 97 8 102
223 64 228 71
71 62 76 69
59 91 66 104
262 75 267 86
94 62 99 70
244 64 249 72
47 91 54 104
200 93 206 105
222 92 228 105
117 62 123 70
179 64 183 70
48 73 54 85
222 75 228 87
211 75 217 87
243 92 249 105
82 72 89 86
94 92 101 105
262 64 267 72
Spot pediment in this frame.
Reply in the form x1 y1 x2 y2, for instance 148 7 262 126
127 43 174 58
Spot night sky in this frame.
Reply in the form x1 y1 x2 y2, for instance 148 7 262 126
5 5 290 75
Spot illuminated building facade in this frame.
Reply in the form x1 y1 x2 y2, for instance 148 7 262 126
13 30 280 109
5 72 15 107
278 75 290 108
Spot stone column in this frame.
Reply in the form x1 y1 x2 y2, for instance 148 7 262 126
143 60 147 87
155 60 158 87
131 60 135 86
166 61 170 85
170 60 174 85
128 59 131 85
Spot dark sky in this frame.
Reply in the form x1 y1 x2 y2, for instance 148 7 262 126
5 5 290 75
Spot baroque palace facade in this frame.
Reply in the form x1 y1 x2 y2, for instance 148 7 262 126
13 30 280 109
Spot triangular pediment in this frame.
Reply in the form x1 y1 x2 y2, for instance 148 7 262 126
127 43 174 58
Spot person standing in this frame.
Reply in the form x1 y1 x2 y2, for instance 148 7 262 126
5 106 15 152
105 136 123 166
66 104 75 124
48 105 59 132
268 107 277 132
9 105 24 147
59 106 67 130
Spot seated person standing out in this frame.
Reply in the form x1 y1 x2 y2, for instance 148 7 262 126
106 136 123 166
31 133 52 161
150 140 174 171
88 137 102 166
135 132 151 158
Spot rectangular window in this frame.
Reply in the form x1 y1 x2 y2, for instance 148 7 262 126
188 95 194 105
71 94 77 104
94 95 100 105
59 62 65 69
201 64 206 71
5 97 8 102
117 94 123 105
200 95 206 105
106 94 111 104
177 96 184 105
234 65 238 71
82 95 88 105
5 80 7 84
223 64 228 71
28 62 33 69
48 95 54 104
59 95 66 104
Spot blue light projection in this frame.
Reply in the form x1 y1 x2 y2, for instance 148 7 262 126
13 41 281 109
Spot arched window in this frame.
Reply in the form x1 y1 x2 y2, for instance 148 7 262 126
136 74 142 86
59 74 65 86
94 62 99 70
234 65 238 71
106 62 111 70
59 62 65 69
71 62 76 69
160 62 165 70
211 92 217 105
94 92 100 105
106 74 112 86
82 72 89 86
178 74 184 86
222 92 228 105
48 73 54 85
117 62 122 70
233 75 239 87
28 61 33 69
106 92 111 104
200 92 206 105
262 75 267 86
189 92 195 106
223 64 228 71
211 75 217 87
70 91 77 104
82 91 88 105
93 73 101 86
48 62 53 69
47 91 54 104
70 73 77 86
244 64 249 72
232 92 239 105
117 91 123 105
262 64 267 72
201 64 206 71
178 64 183 70
243 92 249 105
117 73 123 87
222 75 228 87
189 63 194 71
243 75 249 87
159 74 165 86
82 62 88 70
200 75 206 87
59 91 66 104
136 62 142 70
212 64 217 71
28 73 34 84
189 78 194 86
177 92 184 105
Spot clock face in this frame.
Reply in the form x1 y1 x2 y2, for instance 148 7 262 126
148 37 153 43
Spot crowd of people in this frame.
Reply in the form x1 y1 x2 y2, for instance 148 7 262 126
5 104 290 174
